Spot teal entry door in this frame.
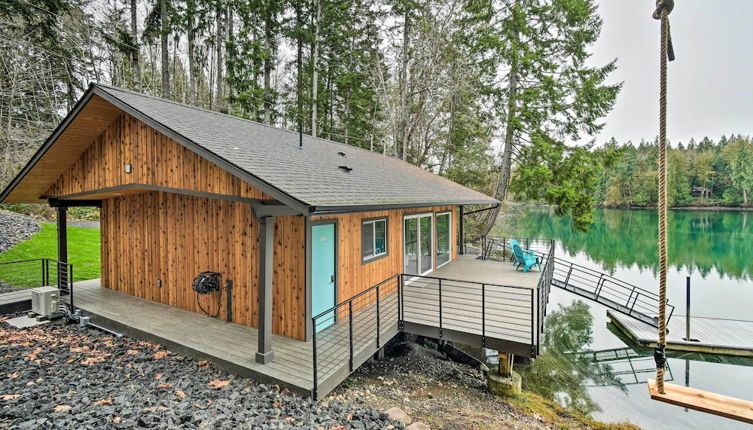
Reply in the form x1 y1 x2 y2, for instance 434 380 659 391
312 223 336 332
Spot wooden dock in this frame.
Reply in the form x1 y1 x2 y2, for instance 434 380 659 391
609 310 753 357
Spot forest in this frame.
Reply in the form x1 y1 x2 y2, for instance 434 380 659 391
0 0 623 232
595 135 753 208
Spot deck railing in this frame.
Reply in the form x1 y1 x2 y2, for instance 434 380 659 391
0 259 73 303
312 274 400 398
400 274 538 353
311 242 554 398
551 258 674 327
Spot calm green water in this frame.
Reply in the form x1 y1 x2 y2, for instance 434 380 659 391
501 207 753 430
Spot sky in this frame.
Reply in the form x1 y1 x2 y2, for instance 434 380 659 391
587 1 753 146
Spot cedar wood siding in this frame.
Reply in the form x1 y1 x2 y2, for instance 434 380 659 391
45 113 306 340
43 110 459 341
311 205 458 309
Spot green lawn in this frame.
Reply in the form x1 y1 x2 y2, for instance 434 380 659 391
0 223 100 281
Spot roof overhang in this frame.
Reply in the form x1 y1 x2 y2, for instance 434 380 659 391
308 200 500 216
0 84 310 215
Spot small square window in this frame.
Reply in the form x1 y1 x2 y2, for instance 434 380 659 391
362 218 388 262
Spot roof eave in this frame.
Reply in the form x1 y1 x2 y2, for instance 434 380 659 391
308 200 500 216
0 85 97 203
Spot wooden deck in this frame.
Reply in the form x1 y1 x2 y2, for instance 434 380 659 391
60 254 547 399
402 255 543 357
609 311 753 357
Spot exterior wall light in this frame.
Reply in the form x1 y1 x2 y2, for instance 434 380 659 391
124 163 133 174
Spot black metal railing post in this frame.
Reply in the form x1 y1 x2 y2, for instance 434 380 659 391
42 259 49 286
398 275 403 326
481 283 486 347
68 264 74 310
312 320 318 399
530 289 536 353
438 278 443 338
376 284 381 348
348 301 354 371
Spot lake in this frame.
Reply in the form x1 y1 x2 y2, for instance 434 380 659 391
498 207 753 430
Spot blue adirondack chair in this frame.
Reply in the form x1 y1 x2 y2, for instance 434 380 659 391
509 240 541 272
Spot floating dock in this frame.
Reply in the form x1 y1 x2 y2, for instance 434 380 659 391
608 310 753 357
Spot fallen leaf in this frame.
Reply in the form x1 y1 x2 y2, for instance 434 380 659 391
93 398 113 406
7 373 19 380
175 390 186 399
157 382 172 389
207 379 230 389
207 379 230 390
126 349 140 355
113 417 123 424
1 394 21 400
197 360 209 367
155 373 164 379
81 357 102 365
53 405 72 412
153 351 168 360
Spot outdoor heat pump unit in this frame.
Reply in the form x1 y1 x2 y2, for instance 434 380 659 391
31 286 60 317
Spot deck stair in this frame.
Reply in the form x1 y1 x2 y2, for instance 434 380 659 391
480 236 674 328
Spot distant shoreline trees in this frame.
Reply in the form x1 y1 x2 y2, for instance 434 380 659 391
592 135 753 208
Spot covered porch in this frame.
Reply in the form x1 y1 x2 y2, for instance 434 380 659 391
55 241 553 399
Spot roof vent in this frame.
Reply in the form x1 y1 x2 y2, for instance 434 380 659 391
338 165 353 173
337 151 346 157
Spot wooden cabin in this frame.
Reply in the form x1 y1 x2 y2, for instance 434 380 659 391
1 84 552 397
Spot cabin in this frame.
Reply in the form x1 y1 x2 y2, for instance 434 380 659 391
0 84 554 398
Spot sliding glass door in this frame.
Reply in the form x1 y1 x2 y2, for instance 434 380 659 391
404 214 434 275
435 212 451 267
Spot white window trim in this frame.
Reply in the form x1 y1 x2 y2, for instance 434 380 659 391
435 211 452 269
362 218 387 261
403 213 435 276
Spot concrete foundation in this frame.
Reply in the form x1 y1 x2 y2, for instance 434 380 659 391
487 369 522 397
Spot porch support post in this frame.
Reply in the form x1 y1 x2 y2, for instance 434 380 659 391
256 215 275 364
56 206 68 263
498 352 514 378
459 205 464 255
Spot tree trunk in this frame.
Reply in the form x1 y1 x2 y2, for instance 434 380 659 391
187 0 196 105
296 2 303 136
743 188 748 205
263 10 273 124
215 6 224 111
399 6 410 160
160 0 170 98
479 8 521 237
310 0 321 137
130 0 141 90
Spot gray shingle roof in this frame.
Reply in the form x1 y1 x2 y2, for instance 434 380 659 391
94 84 498 212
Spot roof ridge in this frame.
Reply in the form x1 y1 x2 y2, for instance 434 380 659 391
92 82 393 159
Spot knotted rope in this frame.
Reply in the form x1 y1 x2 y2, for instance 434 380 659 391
653 0 675 395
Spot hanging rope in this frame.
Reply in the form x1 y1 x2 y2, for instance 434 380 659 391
653 0 675 395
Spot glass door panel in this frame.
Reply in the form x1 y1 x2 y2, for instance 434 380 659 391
404 217 419 274
419 215 433 274
436 212 451 267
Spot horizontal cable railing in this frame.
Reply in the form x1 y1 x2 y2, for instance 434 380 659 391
400 274 537 348
479 236 555 263
312 274 400 399
551 258 674 326
0 259 73 305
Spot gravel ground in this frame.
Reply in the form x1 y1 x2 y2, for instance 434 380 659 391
334 341 636 430
0 320 403 430
0 210 40 253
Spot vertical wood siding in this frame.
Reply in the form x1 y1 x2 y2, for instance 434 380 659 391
45 112 273 200
101 192 305 339
312 205 457 306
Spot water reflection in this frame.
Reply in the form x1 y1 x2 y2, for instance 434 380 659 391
498 207 753 281
517 301 625 416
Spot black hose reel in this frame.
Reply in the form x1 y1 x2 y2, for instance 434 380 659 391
192 271 233 322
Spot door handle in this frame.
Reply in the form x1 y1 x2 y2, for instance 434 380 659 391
330 275 335 284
